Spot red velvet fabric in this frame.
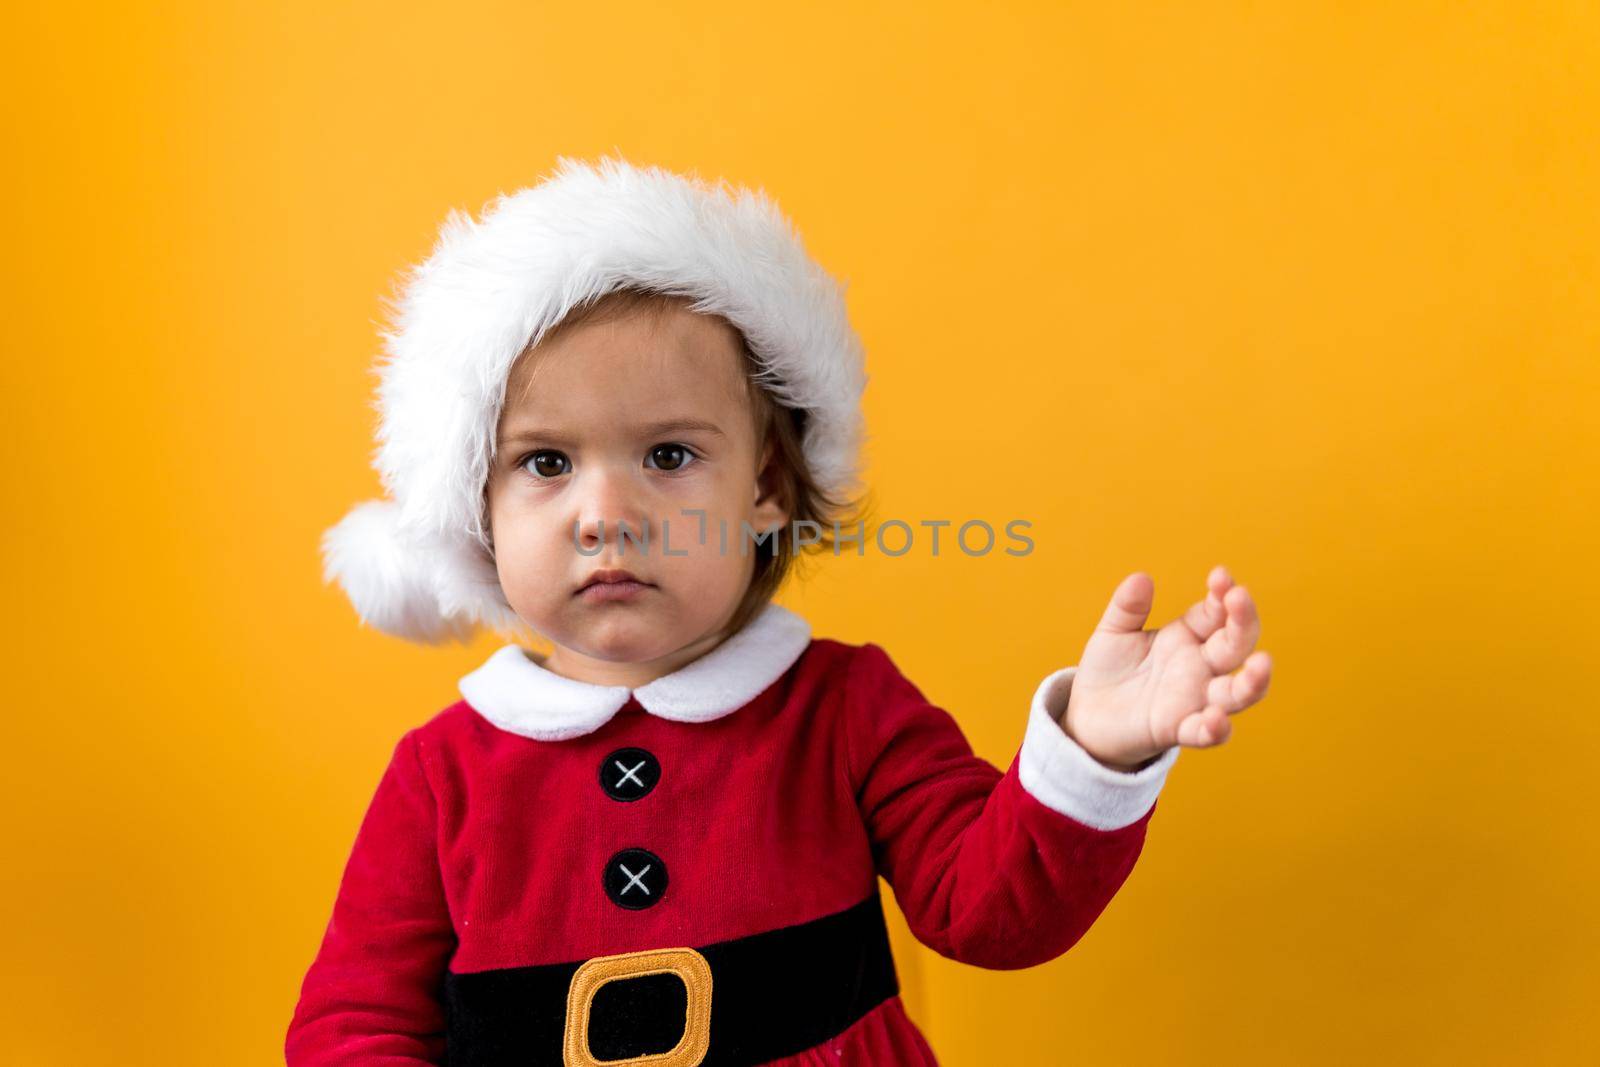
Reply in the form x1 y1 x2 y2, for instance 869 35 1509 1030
286 638 1157 1064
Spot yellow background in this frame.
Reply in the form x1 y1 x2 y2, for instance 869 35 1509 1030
5 2 1596 1063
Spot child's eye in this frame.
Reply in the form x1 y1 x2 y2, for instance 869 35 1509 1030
521 449 571 479
645 443 698 473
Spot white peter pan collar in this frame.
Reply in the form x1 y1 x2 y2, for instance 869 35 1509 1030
458 602 814 741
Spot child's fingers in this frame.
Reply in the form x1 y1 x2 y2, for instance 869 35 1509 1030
1176 706 1233 747
1181 565 1232 641
1207 564 1234 599
1095 571 1156 635
1201 584 1261 674
1205 650 1273 713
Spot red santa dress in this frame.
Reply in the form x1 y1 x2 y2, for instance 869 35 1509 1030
285 602 1180 1065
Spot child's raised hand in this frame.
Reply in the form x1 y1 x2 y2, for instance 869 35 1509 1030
1060 565 1272 771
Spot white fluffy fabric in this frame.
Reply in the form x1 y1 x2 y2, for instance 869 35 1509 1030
322 156 868 644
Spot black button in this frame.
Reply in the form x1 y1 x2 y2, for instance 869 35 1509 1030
599 747 660 802
604 848 668 910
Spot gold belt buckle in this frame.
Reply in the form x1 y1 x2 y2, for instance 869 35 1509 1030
563 946 713 1067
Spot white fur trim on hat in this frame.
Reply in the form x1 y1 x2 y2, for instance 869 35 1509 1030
322 156 869 644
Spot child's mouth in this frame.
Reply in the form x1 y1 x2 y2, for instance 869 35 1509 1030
575 576 655 603
579 579 652 604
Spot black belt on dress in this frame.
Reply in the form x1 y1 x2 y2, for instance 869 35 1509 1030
441 888 900 1066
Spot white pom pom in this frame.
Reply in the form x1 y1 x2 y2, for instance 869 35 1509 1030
320 499 481 645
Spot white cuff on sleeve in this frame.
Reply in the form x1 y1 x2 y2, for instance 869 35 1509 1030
1017 666 1179 831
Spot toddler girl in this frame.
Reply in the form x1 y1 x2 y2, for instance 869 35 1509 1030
286 156 1272 1066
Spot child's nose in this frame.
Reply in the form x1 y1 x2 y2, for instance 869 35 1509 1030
571 466 653 552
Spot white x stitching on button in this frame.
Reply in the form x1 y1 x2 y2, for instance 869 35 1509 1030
613 759 647 789
618 862 652 896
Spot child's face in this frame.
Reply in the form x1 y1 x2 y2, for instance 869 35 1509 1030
486 301 789 677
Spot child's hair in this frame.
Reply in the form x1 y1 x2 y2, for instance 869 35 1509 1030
498 284 867 640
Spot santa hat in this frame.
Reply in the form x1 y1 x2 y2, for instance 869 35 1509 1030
321 156 868 645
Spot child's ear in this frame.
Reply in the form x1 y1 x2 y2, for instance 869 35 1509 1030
750 437 791 533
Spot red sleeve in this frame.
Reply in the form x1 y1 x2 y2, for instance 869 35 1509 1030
843 642 1177 970
285 730 457 1065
